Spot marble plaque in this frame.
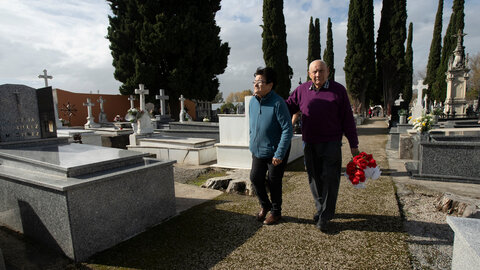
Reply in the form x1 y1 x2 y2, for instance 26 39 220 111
0 84 42 142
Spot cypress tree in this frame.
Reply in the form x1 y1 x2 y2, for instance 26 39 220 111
107 0 230 117
424 0 443 99
345 0 376 114
376 0 407 115
262 0 293 98
314 18 321 60
404 22 414 108
323 17 335 80
307 17 315 80
360 0 377 108
307 17 321 81
433 0 465 102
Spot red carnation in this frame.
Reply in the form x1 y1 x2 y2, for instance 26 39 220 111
368 159 377 168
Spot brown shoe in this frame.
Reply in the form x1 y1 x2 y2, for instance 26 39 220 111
263 213 281 225
256 208 270 221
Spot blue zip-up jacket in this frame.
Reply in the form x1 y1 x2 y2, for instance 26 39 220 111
249 91 293 160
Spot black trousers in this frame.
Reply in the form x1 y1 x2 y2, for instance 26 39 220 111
304 141 342 222
250 149 290 216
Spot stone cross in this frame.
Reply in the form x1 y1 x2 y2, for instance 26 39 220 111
97 96 106 112
38 69 53 87
83 98 95 119
412 80 426 108
179 95 186 123
128 95 136 110
155 89 169 116
134 84 149 112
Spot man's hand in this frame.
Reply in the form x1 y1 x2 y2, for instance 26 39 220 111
351 148 360 157
272 158 283 166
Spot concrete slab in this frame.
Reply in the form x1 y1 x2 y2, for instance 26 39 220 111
174 182 223 214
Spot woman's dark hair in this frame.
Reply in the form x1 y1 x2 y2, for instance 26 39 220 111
254 67 276 89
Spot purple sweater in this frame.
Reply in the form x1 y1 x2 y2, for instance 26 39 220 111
286 80 359 149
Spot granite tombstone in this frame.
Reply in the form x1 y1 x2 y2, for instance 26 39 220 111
0 84 176 261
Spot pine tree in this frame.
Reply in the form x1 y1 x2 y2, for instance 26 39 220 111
106 0 230 118
404 22 414 108
424 0 443 99
433 0 465 102
376 0 407 115
323 17 335 80
262 0 293 98
344 0 376 113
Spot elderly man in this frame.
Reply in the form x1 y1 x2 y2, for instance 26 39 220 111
286 60 359 231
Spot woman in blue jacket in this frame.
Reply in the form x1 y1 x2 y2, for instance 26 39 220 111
249 67 293 225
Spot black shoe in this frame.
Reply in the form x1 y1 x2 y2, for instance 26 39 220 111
313 213 319 223
317 220 328 232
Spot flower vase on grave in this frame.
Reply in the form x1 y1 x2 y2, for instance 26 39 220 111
420 132 430 142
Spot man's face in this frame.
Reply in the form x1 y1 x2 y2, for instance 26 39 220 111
253 74 273 98
308 61 329 88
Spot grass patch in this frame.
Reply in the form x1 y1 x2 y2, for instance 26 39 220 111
187 168 228 186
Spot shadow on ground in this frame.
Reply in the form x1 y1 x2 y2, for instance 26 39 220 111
85 198 261 269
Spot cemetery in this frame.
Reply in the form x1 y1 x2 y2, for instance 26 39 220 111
2 1 480 269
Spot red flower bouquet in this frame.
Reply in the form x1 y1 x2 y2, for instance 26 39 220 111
345 152 381 188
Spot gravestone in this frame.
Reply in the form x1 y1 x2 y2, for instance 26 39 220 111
0 84 176 261
214 96 304 169
83 98 100 128
444 30 469 117
411 80 426 123
128 95 136 110
0 84 57 142
179 95 186 123
97 96 108 124
134 84 154 134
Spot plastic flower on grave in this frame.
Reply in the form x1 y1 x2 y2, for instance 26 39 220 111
125 108 144 123
113 115 124 122
344 152 382 188
412 113 433 133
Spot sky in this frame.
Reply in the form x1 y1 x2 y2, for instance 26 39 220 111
1 0 479 98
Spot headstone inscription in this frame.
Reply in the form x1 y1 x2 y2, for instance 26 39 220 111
0 84 57 142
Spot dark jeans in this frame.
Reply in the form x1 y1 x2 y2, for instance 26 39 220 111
250 149 290 216
304 141 342 222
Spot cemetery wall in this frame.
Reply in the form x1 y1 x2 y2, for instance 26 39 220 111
56 89 137 126
56 89 198 125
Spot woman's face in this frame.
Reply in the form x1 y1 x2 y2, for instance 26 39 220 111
253 74 273 98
